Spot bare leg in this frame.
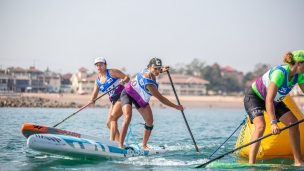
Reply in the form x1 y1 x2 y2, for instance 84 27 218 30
138 106 153 150
279 111 304 166
109 101 123 142
142 129 152 150
110 121 119 141
249 116 266 164
118 104 132 148
109 119 115 141
106 105 113 139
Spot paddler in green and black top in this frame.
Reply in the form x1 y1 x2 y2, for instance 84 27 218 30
244 50 304 166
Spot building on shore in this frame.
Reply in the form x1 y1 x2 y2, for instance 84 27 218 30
157 74 209 96
70 67 97 94
0 66 70 93
61 73 73 93
70 68 210 96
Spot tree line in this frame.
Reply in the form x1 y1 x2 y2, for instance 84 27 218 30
167 58 271 95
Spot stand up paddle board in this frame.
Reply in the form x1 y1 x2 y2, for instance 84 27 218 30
21 123 118 146
27 134 167 158
205 161 286 169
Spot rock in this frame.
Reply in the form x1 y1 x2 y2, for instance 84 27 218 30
0 96 97 108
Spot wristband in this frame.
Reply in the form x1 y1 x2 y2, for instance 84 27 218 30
270 120 277 125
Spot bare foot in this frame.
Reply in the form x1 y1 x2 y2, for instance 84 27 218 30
294 160 304 166
117 145 125 149
142 145 151 150
294 162 304 166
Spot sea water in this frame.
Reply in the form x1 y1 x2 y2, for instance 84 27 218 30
0 108 302 171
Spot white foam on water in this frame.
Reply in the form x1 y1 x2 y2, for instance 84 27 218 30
114 156 209 166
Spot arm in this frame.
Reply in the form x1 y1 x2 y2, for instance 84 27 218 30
89 83 99 104
146 84 183 111
110 68 130 85
265 82 280 134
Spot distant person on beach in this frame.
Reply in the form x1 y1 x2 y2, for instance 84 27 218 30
118 57 184 150
244 50 304 166
89 57 130 142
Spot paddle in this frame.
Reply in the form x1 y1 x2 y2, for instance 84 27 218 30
53 85 120 127
195 118 304 168
166 70 200 152
209 118 246 158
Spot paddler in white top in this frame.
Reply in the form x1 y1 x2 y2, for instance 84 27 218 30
89 57 130 142
118 57 184 150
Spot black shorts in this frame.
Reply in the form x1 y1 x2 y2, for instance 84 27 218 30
244 87 290 124
120 89 146 109
111 94 121 105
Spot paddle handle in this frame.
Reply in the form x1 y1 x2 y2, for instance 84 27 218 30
166 70 200 152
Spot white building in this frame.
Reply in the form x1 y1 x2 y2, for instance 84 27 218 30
70 67 97 94
157 74 209 96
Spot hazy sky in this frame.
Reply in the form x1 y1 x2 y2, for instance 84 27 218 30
1 0 303 76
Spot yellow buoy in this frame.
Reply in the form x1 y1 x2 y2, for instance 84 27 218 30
235 94 304 159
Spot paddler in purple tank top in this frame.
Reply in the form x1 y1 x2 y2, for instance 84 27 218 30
118 57 184 150
244 50 304 166
89 57 130 142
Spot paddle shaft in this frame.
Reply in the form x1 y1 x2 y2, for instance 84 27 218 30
166 70 200 152
209 118 246 158
53 84 120 127
195 118 304 168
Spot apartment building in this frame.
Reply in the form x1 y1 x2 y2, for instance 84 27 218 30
0 66 63 93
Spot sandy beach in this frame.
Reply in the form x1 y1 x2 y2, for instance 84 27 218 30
16 93 244 109
3 92 304 110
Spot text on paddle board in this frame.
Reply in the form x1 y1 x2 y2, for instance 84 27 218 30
56 129 81 138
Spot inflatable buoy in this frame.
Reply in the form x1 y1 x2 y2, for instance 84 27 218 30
235 94 304 159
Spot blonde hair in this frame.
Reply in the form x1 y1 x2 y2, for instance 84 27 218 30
283 51 295 65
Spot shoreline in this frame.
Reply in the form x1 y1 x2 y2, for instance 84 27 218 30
1 93 304 109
